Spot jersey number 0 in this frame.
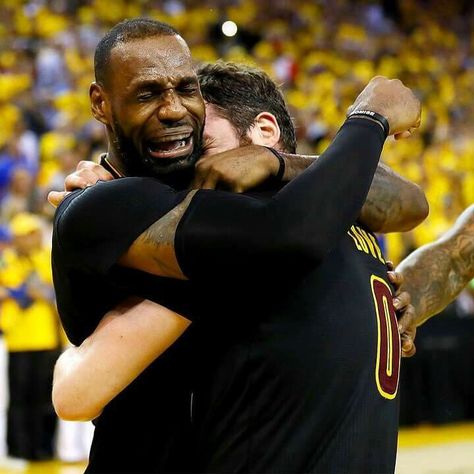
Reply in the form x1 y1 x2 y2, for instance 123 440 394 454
370 275 401 399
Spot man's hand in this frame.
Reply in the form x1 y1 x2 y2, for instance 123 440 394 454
387 262 417 358
191 145 279 192
48 161 114 208
348 76 421 140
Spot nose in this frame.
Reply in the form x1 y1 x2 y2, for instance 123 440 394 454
157 89 187 123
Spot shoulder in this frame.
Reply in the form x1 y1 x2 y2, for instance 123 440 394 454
55 177 172 223
53 177 175 247
52 177 190 273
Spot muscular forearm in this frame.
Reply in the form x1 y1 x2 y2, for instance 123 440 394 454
279 153 316 182
52 298 190 421
397 205 474 325
360 162 428 232
281 154 428 233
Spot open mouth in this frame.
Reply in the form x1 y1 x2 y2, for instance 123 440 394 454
147 133 194 160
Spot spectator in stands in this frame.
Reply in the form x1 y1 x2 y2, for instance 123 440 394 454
0 214 60 461
0 168 37 225
0 227 11 461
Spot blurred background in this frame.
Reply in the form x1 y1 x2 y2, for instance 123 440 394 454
0 0 474 472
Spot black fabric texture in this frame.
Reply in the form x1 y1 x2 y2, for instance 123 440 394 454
175 119 385 281
191 227 400 474
51 178 197 473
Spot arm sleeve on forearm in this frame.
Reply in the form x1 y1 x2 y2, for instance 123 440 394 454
176 118 385 279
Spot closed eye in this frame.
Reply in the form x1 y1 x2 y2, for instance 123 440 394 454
178 79 199 95
137 91 155 102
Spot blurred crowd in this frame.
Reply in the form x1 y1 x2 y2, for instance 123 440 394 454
0 0 473 258
0 0 474 463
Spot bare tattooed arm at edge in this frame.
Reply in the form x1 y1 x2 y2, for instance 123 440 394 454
397 205 474 326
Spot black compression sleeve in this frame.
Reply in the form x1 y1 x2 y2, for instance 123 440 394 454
54 177 188 275
176 118 385 280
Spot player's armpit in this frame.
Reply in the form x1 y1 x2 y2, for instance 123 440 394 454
118 190 198 280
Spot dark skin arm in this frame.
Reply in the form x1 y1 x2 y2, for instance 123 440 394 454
49 150 428 235
50 149 427 281
278 153 428 233
191 148 428 233
358 161 428 233
397 204 474 326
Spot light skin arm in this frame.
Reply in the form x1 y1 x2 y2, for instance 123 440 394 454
397 204 474 326
52 297 191 421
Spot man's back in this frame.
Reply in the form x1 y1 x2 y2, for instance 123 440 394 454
52 188 196 473
192 225 400 474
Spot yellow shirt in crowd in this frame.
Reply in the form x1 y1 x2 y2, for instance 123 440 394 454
0 247 59 352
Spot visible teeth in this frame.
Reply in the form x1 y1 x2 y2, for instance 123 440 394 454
149 138 188 153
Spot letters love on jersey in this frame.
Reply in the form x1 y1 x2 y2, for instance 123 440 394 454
347 225 385 264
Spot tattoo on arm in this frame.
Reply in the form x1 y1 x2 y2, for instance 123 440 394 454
360 162 428 233
142 190 197 246
120 190 198 279
398 205 474 325
279 157 428 233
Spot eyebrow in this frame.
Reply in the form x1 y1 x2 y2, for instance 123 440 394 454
131 76 198 91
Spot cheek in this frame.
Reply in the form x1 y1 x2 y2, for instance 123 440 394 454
188 99 206 125
112 102 150 130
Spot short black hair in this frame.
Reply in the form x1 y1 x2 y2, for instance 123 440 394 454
197 61 296 153
94 18 179 86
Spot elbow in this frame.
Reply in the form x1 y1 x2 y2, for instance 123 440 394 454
380 185 429 233
406 185 429 230
52 383 102 422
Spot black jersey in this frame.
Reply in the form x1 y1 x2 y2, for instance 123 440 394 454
52 119 388 473
52 178 197 474
190 224 400 474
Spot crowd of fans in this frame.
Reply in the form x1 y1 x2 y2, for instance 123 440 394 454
0 0 474 463
1 0 473 258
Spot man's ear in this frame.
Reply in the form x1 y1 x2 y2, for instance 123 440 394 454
90 82 111 126
247 112 281 148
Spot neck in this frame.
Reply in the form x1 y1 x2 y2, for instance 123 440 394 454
104 148 126 177
102 149 193 190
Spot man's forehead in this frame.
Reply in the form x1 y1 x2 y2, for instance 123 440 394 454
110 35 192 73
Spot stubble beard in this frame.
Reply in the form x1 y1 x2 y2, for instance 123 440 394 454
110 115 204 187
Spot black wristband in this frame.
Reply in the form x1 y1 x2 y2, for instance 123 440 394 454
347 110 390 138
265 147 286 181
